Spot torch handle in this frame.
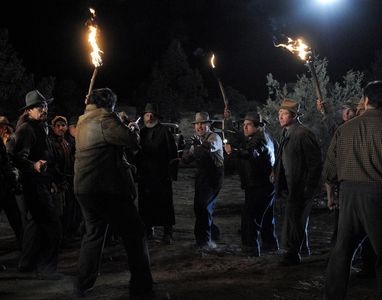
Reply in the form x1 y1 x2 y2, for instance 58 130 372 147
217 79 229 110
87 67 99 97
306 61 325 116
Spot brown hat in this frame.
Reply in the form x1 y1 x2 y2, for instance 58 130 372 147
243 112 264 127
0 116 14 131
192 111 211 124
278 98 301 115
21 90 54 111
51 115 68 126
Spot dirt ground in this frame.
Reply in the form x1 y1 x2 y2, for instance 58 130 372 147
0 167 378 299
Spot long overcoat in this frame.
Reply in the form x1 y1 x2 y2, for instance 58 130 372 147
136 123 178 226
275 122 322 202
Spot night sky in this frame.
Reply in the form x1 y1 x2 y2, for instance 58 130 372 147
1 0 381 103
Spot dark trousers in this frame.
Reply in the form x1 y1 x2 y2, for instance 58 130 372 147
62 184 82 237
76 193 153 294
281 192 313 256
194 179 220 246
261 198 279 249
0 186 23 248
19 178 62 273
241 184 277 254
325 182 382 299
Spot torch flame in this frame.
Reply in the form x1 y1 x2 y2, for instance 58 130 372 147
87 8 103 68
275 37 311 62
210 53 216 69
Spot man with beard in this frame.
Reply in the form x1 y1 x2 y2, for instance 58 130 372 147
224 112 278 256
74 88 153 298
275 99 322 266
13 90 62 278
136 103 178 244
182 112 224 250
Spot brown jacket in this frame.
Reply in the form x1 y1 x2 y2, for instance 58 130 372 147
74 105 139 199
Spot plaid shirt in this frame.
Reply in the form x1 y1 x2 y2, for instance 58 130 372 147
324 109 382 184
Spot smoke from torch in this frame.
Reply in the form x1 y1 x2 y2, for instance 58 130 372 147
86 8 103 98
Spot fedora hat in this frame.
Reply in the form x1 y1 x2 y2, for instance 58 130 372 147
243 111 264 127
21 90 54 111
192 111 211 124
278 98 301 115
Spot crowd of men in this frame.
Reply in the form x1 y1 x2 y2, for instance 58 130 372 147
0 80 381 299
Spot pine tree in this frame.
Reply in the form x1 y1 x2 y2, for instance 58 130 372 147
146 39 207 121
0 29 55 120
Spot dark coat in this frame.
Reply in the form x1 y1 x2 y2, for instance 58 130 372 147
136 123 178 226
13 119 54 181
49 132 73 187
275 122 322 201
74 105 139 200
229 130 275 190
0 139 18 196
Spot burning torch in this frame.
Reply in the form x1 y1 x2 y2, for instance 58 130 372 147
86 8 103 99
275 37 327 117
210 53 228 144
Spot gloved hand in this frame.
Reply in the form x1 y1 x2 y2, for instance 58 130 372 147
190 135 201 146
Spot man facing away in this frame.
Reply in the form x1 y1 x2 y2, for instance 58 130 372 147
274 99 322 266
74 88 153 298
324 80 382 299
135 103 178 244
182 111 224 250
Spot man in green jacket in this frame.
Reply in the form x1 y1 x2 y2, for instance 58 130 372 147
74 88 153 298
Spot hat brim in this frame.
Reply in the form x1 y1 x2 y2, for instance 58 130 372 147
141 111 161 118
278 106 303 116
0 122 15 130
240 117 266 126
20 98 54 111
191 120 212 124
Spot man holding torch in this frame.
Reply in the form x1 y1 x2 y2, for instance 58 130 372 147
224 112 279 256
275 99 322 266
181 112 224 250
74 88 153 298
